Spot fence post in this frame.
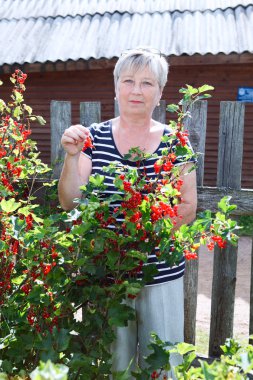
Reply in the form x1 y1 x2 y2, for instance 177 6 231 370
209 101 245 357
50 101 71 179
183 100 208 344
152 101 166 124
79 101 101 323
80 102 101 126
114 99 119 117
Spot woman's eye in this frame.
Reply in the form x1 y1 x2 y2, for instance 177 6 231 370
124 79 133 84
142 81 152 86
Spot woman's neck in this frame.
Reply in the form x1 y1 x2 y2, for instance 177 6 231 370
112 116 163 156
116 115 152 134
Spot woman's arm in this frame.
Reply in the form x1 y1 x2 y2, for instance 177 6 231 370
58 124 92 210
172 163 197 230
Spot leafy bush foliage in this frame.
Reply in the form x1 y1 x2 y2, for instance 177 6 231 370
0 72 239 379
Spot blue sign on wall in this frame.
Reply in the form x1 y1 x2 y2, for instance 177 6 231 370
237 87 253 102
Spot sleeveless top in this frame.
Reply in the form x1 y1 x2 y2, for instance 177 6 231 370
82 120 195 286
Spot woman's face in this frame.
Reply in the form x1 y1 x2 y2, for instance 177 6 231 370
116 66 162 118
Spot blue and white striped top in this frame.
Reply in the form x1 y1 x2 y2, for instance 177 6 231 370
82 120 193 286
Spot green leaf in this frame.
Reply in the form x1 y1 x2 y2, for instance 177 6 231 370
93 236 105 253
76 258 87 266
198 94 212 99
0 99 6 113
114 176 124 189
176 342 196 356
131 155 142 162
177 351 197 372
24 104 33 115
220 338 241 356
174 145 192 158
13 106 22 119
198 84 214 93
89 174 105 187
14 91 24 103
145 343 170 369
112 363 132 380
32 214 44 223
127 250 147 261
125 283 142 297
218 196 237 214
108 303 135 327
18 206 33 216
200 360 217 380
36 115 46 125
11 274 26 285
122 153 132 160
142 264 158 283
0 373 8 379
179 85 198 96
0 198 21 213
0 240 8 251
166 104 179 113
68 353 92 370
30 360 69 380
108 193 123 202
1 360 13 374
161 135 171 143
27 284 44 303
53 328 70 352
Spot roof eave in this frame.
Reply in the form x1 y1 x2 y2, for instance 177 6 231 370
1 53 253 75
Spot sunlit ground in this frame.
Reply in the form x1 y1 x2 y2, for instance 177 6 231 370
195 236 252 355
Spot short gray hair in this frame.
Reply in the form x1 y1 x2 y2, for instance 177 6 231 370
113 47 169 90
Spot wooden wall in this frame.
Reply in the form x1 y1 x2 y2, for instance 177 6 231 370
1 62 252 188
164 63 253 189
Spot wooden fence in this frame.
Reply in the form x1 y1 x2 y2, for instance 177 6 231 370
50 99 253 358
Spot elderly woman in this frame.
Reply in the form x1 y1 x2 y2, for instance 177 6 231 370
58 47 197 378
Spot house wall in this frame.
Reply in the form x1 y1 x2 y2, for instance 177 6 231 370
165 63 253 189
1 63 252 188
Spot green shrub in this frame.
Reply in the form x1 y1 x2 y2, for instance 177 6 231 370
0 73 239 379
238 215 253 236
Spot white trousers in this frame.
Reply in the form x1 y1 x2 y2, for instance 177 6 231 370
111 276 184 379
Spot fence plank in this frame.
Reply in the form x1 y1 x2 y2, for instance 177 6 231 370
79 102 101 323
184 100 208 187
183 101 208 344
216 102 245 189
50 101 71 178
80 102 101 127
197 187 253 215
152 100 167 124
114 99 119 117
209 101 245 357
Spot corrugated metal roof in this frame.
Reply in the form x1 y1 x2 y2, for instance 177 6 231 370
0 1 252 65
1 0 252 19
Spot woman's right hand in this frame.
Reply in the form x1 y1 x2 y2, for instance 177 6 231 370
61 124 90 156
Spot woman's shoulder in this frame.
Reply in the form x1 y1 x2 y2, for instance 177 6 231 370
152 120 173 135
163 124 174 136
88 120 112 136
